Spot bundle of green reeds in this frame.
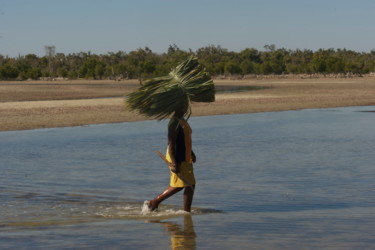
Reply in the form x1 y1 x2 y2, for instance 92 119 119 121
125 56 215 120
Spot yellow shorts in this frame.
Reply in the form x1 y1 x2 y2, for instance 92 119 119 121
170 162 196 187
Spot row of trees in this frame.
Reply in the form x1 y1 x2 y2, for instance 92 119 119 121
1 44 375 81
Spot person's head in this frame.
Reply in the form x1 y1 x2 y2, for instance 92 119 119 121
174 100 189 118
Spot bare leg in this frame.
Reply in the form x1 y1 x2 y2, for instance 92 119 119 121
183 185 195 212
148 186 183 211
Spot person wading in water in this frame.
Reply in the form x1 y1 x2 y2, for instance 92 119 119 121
126 57 214 212
147 102 196 212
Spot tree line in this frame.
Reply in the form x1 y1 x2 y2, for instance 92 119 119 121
1 44 375 81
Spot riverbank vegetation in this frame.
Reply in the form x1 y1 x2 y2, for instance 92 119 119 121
1 44 375 81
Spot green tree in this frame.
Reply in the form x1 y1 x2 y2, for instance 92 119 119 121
224 60 242 75
0 64 19 79
1 45 375 81
264 44 276 52
240 61 256 74
79 57 105 79
196 45 228 74
27 68 42 79
127 47 157 83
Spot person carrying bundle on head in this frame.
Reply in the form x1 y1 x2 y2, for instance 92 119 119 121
147 102 196 212
126 56 215 213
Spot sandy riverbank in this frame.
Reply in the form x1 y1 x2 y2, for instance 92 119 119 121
1 77 375 131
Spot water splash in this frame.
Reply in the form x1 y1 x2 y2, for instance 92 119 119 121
1 191 220 230
141 200 152 215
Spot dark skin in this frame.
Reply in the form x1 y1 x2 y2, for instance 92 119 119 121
147 104 196 212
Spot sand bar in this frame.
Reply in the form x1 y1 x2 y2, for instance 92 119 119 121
1 77 375 131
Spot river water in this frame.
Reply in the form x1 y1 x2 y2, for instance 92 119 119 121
1 106 375 249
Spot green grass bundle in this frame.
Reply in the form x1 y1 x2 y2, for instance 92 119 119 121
125 56 215 120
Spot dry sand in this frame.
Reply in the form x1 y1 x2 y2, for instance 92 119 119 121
1 77 375 131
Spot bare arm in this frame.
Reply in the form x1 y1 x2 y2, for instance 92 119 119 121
191 151 196 163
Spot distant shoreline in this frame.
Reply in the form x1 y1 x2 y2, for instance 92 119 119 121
1 72 373 84
1 76 375 131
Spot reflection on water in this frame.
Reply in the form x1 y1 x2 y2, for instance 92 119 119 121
151 215 196 250
1 106 375 249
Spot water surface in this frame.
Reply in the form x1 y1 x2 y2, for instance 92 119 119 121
1 106 375 249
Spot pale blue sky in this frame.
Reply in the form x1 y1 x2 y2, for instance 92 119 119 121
1 0 375 57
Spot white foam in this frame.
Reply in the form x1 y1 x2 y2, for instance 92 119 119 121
139 201 192 218
141 200 152 215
